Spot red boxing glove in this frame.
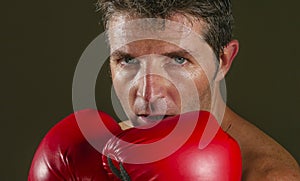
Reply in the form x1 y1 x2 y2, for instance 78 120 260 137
28 109 122 181
102 111 242 181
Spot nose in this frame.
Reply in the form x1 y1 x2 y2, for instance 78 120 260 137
135 55 169 101
133 55 177 114
136 74 167 103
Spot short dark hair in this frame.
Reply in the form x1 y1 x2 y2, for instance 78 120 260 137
96 0 234 57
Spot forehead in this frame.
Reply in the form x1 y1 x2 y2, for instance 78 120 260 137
107 14 207 54
111 40 192 58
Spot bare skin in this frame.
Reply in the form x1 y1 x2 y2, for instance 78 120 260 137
223 107 300 180
108 13 300 180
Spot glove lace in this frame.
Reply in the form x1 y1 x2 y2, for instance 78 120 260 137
107 156 131 181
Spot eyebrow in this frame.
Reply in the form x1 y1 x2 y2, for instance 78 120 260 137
162 50 192 58
110 50 132 59
110 49 193 59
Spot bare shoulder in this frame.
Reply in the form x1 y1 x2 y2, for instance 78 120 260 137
225 108 300 180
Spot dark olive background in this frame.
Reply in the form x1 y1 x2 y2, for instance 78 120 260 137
1 0 299 180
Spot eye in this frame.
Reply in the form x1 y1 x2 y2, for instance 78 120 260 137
173 56 188 65
122 57 139 65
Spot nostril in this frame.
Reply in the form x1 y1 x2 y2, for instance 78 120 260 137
150 103 155 112
148 97 167 114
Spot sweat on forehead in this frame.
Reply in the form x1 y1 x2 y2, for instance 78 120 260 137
106 15 207 51
97 0 234 57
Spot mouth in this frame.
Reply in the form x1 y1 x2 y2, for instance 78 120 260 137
137 114 175 124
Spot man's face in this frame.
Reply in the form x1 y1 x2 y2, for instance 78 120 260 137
108 14 219 126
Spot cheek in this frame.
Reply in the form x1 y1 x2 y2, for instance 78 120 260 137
188 68 213 111
165 66 212 111
191 69 212 96
112 64 155 117
166 65 210 93
111 67 134 107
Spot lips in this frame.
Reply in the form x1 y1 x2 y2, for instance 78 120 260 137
137 114 175 125
133 97 179 126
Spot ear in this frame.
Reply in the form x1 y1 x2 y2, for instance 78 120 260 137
215 40 239 81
